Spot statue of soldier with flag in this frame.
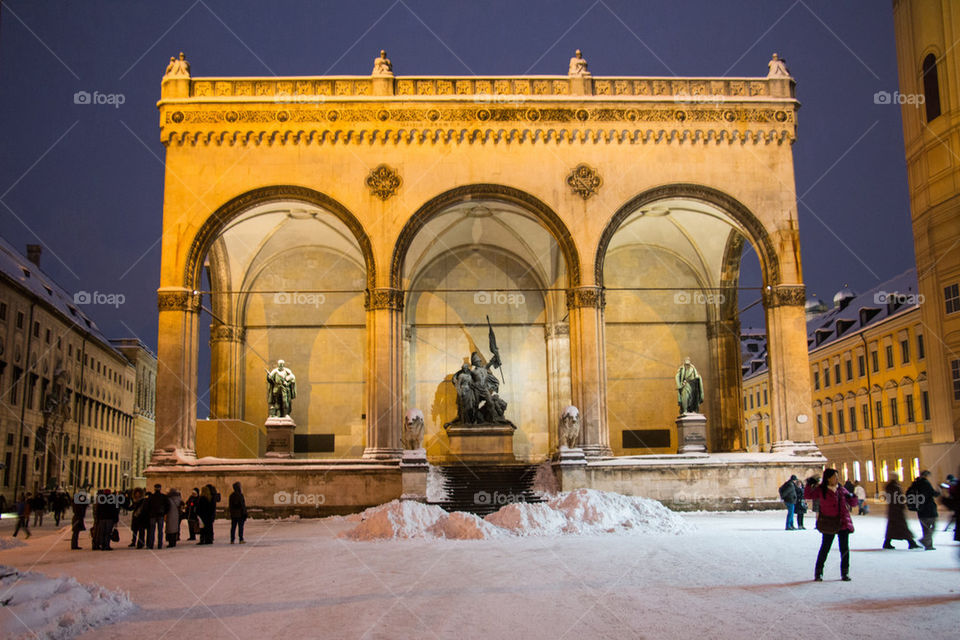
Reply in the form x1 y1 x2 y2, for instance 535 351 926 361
445 317 513 427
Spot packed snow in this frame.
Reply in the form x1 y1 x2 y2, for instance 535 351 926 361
0 537 26 550
0 565 134 639
340 489 691 540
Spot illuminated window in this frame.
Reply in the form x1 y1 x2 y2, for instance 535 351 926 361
842 463 849 482
866 460 875 482
911 458 920 481
853 461 861 482
896 459 904 481
880 460 888 483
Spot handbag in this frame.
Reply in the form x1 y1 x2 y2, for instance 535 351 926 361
110 526 120 542
815 513 842 534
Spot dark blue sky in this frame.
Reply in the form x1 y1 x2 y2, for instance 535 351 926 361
0 1 913 397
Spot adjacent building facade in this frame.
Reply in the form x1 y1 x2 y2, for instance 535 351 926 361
0 239 156 503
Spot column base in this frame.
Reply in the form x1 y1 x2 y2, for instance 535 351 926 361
149 447 196 466
581 443 613 459
362 447 403 461
771 440 823 456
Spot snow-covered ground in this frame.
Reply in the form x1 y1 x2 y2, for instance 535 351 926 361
0 503 957 639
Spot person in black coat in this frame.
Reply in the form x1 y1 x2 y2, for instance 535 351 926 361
197 484 219 545
909 470 941 550
128 487 148 548
70 491 87 550
185 488 200 541
779 475 799 530
228 482 248 544
793 477 808 529
92 489 119 551
146 484 169 549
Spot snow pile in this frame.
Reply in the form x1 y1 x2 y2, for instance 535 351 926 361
0 537 27 550
339 489 690 540
0 565 134 639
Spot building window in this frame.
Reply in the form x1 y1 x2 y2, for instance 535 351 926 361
866 460 875 482
912 457 921 481
849 406 857 431
917 333 925 360
880 460 888 483
923 53 942 122
0 302 6 321
885 345 894 369
824 367 831 387
15 311 23 329
827 412 834 435
749 394 754 409
837 409 845 433
952 359 960 400
853 461 861 482
945 283 960 315
813 371 820 390
900 339 910 364
871 351 879 373
922 390 930 420
857 355 865 377
846 359 853 381
875 400 884 428
890 398 899 425
762 389 767 405
817 413 823 437
906 395 915 423
834 363 841 384
32 322 39 338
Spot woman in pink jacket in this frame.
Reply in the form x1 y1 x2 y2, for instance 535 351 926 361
804 468 859 581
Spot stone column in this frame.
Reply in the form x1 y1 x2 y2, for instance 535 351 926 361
707 319 744 451
545 322 571 455
208 323 245 419
567 287 612 458
363 288 403 460
763 284 817 452
152 288 200 463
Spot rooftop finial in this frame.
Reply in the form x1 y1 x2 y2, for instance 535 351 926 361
767 52 790 78
568 49 590 77
372 49 393 76
163 51 191 79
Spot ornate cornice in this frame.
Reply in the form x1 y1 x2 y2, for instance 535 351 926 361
364 288 404 311
158 290 201 312
566 287 605 310
763 284 807 308
209 324 245 343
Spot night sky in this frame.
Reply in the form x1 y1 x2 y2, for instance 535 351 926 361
0 1 913 413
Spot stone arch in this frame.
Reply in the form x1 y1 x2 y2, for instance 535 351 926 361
391 184 582 290
183 185 376 291
595 183 781 288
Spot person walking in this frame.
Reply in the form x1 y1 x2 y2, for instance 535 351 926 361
853 481 868 515
228 482 248 544
12 492 31 538
165 488 182 548
29 491 45 527
70 490 87 550
909 470 940 550
793 476 807 529
146 484 169 549
197 484 218 545
128 488 147 548
185 488 200 541
804 468 858 581
779 475 799 530
93 489 119 551
883 474 919 549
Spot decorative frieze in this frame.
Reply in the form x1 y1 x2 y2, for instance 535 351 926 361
158 290 201 312
566 287 606 310
364 288 405 311
544 322 570 339
209 324 245 343
762 284 806 308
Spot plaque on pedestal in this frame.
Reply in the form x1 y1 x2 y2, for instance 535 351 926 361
676 413 707 453
265 416 296 458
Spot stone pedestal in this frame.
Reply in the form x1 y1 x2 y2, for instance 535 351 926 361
265 416 296 458
399 448 428 501
444 424 516 463
676 413 707 453
552 446 588 490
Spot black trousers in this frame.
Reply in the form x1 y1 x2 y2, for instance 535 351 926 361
815 530 850 578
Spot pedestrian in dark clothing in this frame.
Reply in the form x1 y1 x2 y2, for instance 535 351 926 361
128 488 148 548
941 475 957 531
843 480 855 495
779 475 799 530
165 488 182 548
92 490 119 551
794 477 807 529
29 492 46 527
196 484 218 544
883 474 919 549
229 482 248 544
13 493 31 538
185 488 200 541
146 483 169 549
804 468 858 581
70 491 87 550
908 470 940 550
805 477 820 513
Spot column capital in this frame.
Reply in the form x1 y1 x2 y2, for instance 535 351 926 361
762 284 806 309
545 322 570 339
566 286 605 310
157 289 201 312
209 323 245 343
364 287 404 311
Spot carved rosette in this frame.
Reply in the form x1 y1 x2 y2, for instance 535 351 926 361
364 287 405 311
566 164 602 200
365 164 401 200
566 287 605 310
157 290 201 312
209 324 245 343
762 284 806 308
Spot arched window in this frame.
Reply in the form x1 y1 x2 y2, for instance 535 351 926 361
922 53 941 122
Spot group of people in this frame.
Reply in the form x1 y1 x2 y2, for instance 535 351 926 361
8 481 250 550
778 467 960 581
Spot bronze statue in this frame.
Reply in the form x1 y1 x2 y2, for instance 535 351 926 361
266 359 296 417
675 356 704 414
445 319 512 427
